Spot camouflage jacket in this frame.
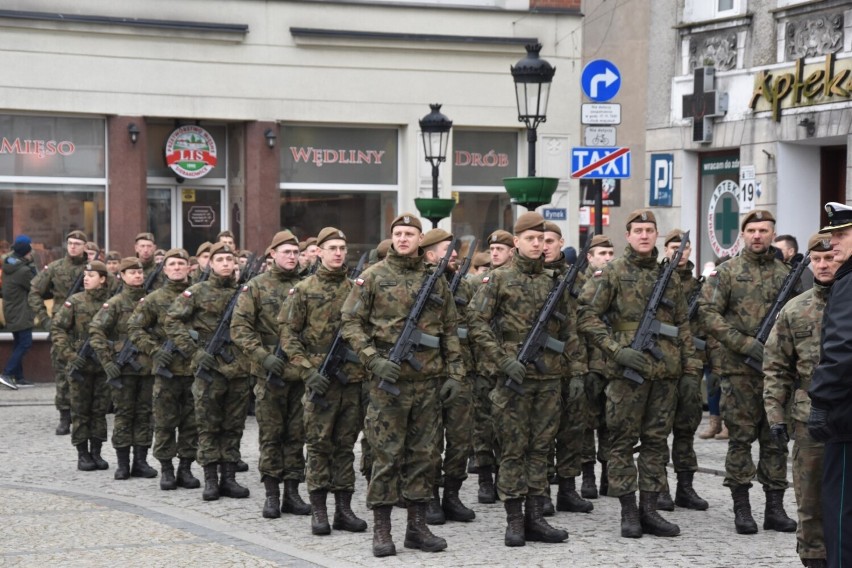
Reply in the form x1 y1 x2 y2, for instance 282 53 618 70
577 266 606 375
127 278 193 377
140 257 165 291
452 274 477 377
51 287 110 374
545 253 588 377
469 266 500 378
164 273 248 379
341 247 464 382
577 246 697 380
279 263 366 383
467 252 583 381
231 263 301 380
763 281 829 425
678 261 709 365
700 247 791 377
28 253 87 327
89 285 152 375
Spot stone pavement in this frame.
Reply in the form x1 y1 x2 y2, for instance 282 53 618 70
0 384 802 567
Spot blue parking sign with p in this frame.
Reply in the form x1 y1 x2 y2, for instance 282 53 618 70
649 154 673 207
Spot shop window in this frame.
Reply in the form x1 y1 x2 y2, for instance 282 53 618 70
451 191 513 245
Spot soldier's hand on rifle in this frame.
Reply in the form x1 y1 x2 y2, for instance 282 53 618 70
305 369 330 395
769 423 789 450
367 357 401 383
743 340 764 363
102 362 121 381
194 351 216 371
262 353 287 377
807 406 832 442
614 347 650 374
68 354 86 372
567 376 585 401
152 348 174 369
499 357 525 384
440 378 463 404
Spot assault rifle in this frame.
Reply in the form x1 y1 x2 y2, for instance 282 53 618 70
378 238 456 396
450 239 477 306
743 252 810 372
154 339 190 379
67 269 85 299
143 261 164 293
687 276 706 351
504 232 595 395
622 231 690 385
109 339 142 388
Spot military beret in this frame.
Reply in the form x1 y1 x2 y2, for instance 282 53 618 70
740 209 775 231
421 228 453 249
209 242 236 258
588 234 614 249
84 241 100 253
625 209 656 228
154 249 166 257
317 227 347 247
298 241 308 252
376 239 392 259
270 230 298 250
106 250 122 262
189 256 198 264
119 257 144 272
66 230 88 243
85 261 108 276
543 222 562 237
196 241 212 256
238 249 251 259
821 202 852 233
473 251 491 268
664 229 686 247
514 212 546 235
487 230 514 248
808 233 833 252
391 213 423 232
163 248 190 262
135 232 155 243
216 230 235 240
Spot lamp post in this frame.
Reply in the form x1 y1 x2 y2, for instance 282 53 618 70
414 104 456 228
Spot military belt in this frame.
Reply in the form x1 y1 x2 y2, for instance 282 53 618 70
612 320 679 338
261 334 279 347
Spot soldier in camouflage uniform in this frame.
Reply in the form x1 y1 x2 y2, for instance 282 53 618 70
231 230 310 517
189 241 212 284
279 227 369 535
135 232 164 290
127 248 201 491
578 209 699 539
764 234 835 568
164 242 251 502
700 209 798 535
51 261 111 471
341 213 463 557
468 212 579 547
28 230 88 435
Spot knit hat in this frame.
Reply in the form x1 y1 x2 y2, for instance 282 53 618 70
12 235 31 257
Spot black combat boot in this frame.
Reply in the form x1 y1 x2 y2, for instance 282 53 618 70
281 479 311 515
235 459 249 473
219 462 250 498
426 485 446 525
731 485 758 534
114 447 131 480
56 409 71 436
542 488 555 517
524 495 569 543
467 455 478 474
176 458 201 489
262 477 281 518
404 501 448 552
599 461 609 496
333 491 367 532
442 478 475 522
76 442 96 472
639 491 680 537
656 486 675 511
618 492 642 538
803 559 827 567
202 463 219 501
372 505 396 557
504 498 525 547
310 490 331 535
130 446 157 478
556 477 593 513
159 459 177 490
89 439 109 470
580 462 598 499
764 489 797 532
675 471 708 510
478 467 497 504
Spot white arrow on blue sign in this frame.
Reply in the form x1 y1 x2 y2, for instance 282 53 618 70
571 147 631 179
581 59 621 103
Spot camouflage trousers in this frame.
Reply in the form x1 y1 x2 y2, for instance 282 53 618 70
255 379 305 481
51 345 71 411
605 378 677 497
304 380 363 493
670 373 702 473
69 371 110 446
109 375 154 448
152 375 197 461
582 372 611 464
473 374 500 471
792 420 825 561
359 381 372 479
192 374 250 467
365 377 440 509
720 375 788 490
556 377 588 478
431 376 474 484
491 378 560 501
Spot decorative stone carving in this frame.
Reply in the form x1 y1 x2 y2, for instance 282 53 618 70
785 13 843 61
689 33 737 72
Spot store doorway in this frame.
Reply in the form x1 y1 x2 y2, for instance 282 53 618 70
147 186 223 253
821 146 847 228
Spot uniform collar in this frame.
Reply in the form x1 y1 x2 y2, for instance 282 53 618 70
317 262 347 281
512 251 544 274
741 245 778 265
625 245 660 269
387 246 425 270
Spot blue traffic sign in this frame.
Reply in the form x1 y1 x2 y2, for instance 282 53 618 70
543 208 566 221
571 147 631 179
581 60 621 102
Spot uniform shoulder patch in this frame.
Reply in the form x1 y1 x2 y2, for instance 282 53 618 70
481 276 490 284
64 301 72 307
241 285 248 292
139 297 145 303
182 290 192 298
593 270 603 278
709 270 718 277
288 288 296 295
355 278 365 286
102 303 110 309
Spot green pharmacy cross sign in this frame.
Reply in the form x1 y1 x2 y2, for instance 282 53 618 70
708 179 742 258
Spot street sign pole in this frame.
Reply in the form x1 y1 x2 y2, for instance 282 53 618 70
594 179 603 234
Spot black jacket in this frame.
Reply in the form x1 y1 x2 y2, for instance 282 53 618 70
1 253 36 332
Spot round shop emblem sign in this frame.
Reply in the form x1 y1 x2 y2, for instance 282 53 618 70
707 179 742 258
165 125 218 179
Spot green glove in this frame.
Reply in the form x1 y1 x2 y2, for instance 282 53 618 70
152 348 174 369
440 378 463 404
744 340 764 362
41 317 52 332
68 354 87 372
262 353 287 377
566 376 585 400
305 369 331 395
613 347 649 374
194 351 216 371
499 357 526 384
103 362 121 381
367 357 401 383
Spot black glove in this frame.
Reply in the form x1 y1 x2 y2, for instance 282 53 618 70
769 423 789 450
152 348 174 369
367 357 401 383
499 357 526 384
305 370 331 395
807 406 832 442
614 347 649 374
440 378 463 405
103 362 121 381
743 340 764 362
194 351 216 371
261 353 287 377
